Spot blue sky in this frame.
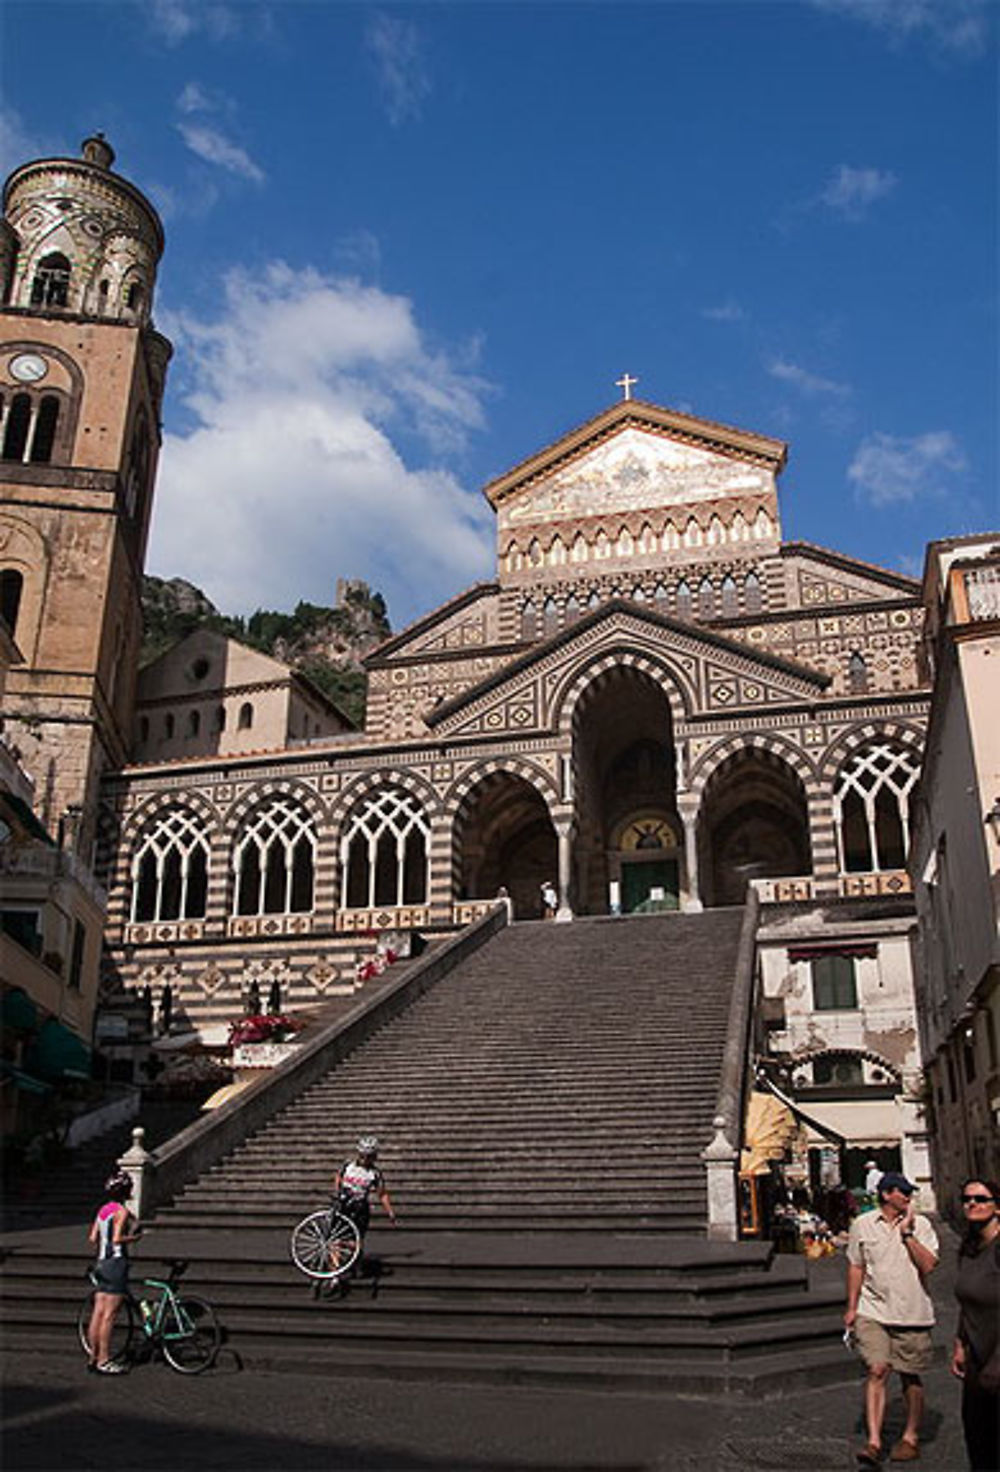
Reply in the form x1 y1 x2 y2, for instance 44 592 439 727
2 0 997 628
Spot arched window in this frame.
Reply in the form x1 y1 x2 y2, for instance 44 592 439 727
549 536 566 566
707 516 725 546
521 600 537 641
632 584 646 603
188 710 201 738
753 509 772 540
542 597 559 637
639 522 657 555
238 702 253 730
616 526 634 557
662 521 680 551
164 713 175 739
835 741 920 873
571 533 588 564
2 394 31 461
595 530 611 559
744 571 763 614
848 651 868 694
131 807 210 923
233 795 315 916
2 392 61 464
675 580 692 619
29 396 59 463
653 581 668 609
721 575 739 616
684 518 702 547
0 568 23 636
215 705 227 731
587 589 600 611
698 578 714 619
30 253 71 308
564 593 580 624
341 786 429 910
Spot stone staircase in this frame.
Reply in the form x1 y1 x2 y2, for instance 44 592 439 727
0 910 850 1393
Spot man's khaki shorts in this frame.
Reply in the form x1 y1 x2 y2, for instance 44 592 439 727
855 1316 934 1373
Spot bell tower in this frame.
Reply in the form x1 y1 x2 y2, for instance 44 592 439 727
0 135 172 861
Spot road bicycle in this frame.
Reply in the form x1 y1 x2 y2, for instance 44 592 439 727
289 1201 362 1282
78 1257 221 1374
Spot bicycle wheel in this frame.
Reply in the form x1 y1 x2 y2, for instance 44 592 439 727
77 1290 136 1363
290 1209 361 1280
161 1294 221 1374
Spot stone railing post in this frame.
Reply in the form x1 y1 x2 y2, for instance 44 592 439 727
702 1115 739 1241
118 1125 155 1220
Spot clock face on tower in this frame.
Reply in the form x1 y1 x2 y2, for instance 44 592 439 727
9 353 48 384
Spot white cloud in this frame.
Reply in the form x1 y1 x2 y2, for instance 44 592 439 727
176 122 265 183
148 1 239 46
0 107 51 179
811 0 990 57
822 165 897 220
848 430 966 506
366 13 432 126
148 264 493 625
702 301 746 323
768 357 852 398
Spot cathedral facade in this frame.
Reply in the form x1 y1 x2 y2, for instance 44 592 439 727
1 140 933 1191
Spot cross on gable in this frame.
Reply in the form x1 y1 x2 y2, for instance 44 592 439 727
615 372 638 401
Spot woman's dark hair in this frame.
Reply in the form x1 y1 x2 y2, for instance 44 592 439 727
958 1177 1000 1256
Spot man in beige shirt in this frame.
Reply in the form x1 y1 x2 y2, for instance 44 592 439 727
845 1171 939 1465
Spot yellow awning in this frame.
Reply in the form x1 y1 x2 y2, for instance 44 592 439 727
200 1079 254 1111
741 1090 799 1176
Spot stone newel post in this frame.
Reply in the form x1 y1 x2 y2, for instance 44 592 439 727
118 1125 155 1221
702 1115 739 1241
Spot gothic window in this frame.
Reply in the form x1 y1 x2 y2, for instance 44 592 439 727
125 280 144 314
639 523 656 555
564 594 580 624
663 521 680 551
835 741 920 872
341 787 429 909
595 530 611 559
521 601 537 641
571 533 588 564
848 651 868 694
549 536 567 566
131 806 210 923
684 517 702 547
542 597 559 637
238 702 253 730
731 511 749 542
1 392 61 464
675 580 692 619
616 526 634 557
753 509 772 540
30 253 71 308
653 582 668 611
744 571 763 614
234 795 315 916
504 541 519 573
188 710 201 738
721 575 739 617
632 584 646 602
0 568 23 636
587 589 600 611
708 516 725 546
528 538 543 568
215 705 227 731
698 578 714 619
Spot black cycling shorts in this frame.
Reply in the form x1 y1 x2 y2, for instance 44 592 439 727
91 1258 129 1296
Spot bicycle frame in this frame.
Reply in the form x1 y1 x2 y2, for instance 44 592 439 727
137 1278 197 1345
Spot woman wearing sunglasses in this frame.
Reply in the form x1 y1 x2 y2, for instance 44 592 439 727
952 1178 1000 1471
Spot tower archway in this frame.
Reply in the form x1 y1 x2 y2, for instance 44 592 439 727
454 771 558 920
571 666 679 914
699 749 811 906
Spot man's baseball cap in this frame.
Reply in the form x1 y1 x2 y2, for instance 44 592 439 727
878 1171 916 1195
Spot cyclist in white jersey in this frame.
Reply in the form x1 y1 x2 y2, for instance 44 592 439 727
333 1136 397 1239
86 1170 141 1373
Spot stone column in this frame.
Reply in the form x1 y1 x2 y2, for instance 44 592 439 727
677 796 703 912
702 1116 739 1240
556 828 573 923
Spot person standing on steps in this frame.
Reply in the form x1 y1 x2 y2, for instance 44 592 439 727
951 1177 1000 1472
86 1170 142 1374
540 880 557 919
315 1137 397 1297
844 1171 939 1466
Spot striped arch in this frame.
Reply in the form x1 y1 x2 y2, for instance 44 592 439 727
554 646 693 739
122 787 224 847
688 731 818 798
445 755 561 822
331 767 443 828
225 776 329 831
817 719 926 787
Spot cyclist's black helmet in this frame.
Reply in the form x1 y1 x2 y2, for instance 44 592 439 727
356 1135 379 1159
104 1170 133 1200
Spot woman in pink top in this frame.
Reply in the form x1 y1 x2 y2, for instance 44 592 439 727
86 1170 141 1374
